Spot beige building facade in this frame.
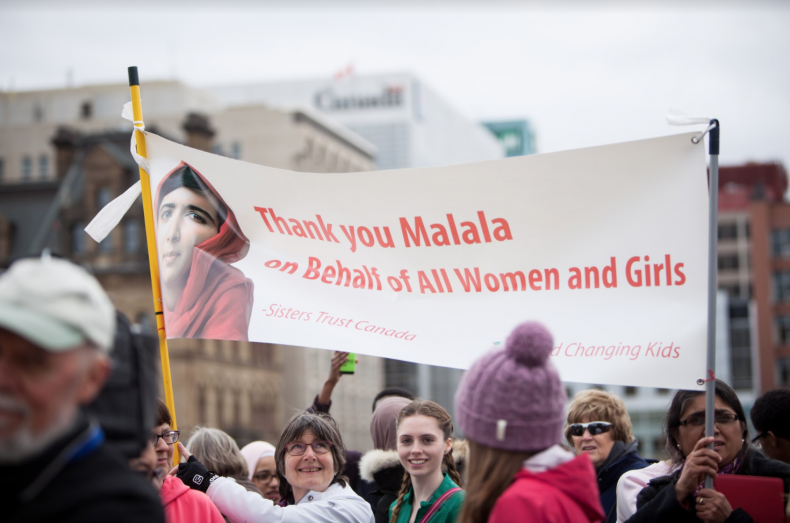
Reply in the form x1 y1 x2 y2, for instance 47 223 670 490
0 81 384 451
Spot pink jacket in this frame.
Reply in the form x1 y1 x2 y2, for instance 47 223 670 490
489 448 604 523
160 475 225 523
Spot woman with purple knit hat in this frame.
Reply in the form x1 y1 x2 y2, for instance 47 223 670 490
454 321 605 523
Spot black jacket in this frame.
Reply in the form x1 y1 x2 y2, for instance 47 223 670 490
625 448 790 523
2 415 165 523
359 449 406 523
598 441 650 523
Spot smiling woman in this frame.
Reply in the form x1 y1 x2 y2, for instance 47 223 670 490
175 412 374 523
154 162 253 341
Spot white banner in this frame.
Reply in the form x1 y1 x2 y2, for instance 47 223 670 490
145 131 709 390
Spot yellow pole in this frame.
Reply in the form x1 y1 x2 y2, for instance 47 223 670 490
128 66 179 465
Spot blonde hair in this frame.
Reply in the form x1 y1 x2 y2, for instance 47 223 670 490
186 426 248 479
564 389 634 446
389 400 462 523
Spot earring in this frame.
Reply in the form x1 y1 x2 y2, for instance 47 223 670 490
677 444 681 449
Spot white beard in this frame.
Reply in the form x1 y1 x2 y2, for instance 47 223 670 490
0 394 77 464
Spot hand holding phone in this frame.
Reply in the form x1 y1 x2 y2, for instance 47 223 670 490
339 352 356 375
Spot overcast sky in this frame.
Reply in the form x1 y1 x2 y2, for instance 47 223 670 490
2 1 789 169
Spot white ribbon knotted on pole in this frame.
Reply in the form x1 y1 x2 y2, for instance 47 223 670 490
84 102 149 243
666 108 716 144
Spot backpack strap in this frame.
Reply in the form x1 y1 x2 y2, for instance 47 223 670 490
418 487 463 523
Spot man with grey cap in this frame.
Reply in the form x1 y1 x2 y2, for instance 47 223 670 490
0 255 164 523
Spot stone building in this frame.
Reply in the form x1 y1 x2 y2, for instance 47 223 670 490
0 83 382 450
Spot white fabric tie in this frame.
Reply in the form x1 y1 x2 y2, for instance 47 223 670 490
666 108 716 144
84 102 148 243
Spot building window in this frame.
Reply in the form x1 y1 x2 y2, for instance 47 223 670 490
778 316 790 345
99 234 112 253
33 104 44 122
212 144 223 156
717 254 739 271
96 186 112 209
38 154 48 178
124 220 140 253
778 358 790 387
0 157 5 181
773 272 790 302
81 101 93 120
771 230 790 258
721 284 741 298
624 386 637 396
21 156 32 180
72 222 86 254
718 223 738 240
657 388 670 395
231 142 242 160
729 300 753 389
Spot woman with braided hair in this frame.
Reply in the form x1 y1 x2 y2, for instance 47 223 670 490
389 400 464 523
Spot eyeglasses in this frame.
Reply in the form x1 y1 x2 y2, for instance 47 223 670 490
569 422 613 437
253 471 276 483
152 430 180 445
285 441 333 456
678 412 739 427
752 432 767 446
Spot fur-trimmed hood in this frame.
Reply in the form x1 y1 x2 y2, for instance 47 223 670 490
359 439 469 482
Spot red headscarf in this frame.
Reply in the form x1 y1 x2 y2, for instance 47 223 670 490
154 161 254 341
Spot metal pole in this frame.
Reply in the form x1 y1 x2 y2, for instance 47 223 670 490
704 119 720 489
128 66 180 464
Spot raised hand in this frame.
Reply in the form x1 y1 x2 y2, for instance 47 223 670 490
675 437 721 502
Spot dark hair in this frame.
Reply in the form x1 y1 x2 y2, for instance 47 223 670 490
390 400 462 523
275 412 348 502
751 389 790 439
372 387 415 412
664 379 748 463
156 398 172 427
158 163 227 231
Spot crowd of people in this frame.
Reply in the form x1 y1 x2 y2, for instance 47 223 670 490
3 255 790 523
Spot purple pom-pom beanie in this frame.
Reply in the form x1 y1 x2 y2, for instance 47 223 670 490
455 321 566 452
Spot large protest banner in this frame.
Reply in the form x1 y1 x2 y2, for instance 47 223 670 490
145 130 708 390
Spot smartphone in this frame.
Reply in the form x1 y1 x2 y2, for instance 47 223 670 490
339 353 356 374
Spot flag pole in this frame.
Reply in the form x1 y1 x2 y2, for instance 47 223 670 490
128 66 179 464
703 119 720 489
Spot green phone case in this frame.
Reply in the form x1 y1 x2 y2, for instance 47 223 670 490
339 353 356 374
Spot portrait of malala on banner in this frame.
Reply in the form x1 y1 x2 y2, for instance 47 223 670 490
144 131 709 390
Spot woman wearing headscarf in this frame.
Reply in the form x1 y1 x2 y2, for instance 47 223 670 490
359 396 413 523
155 161 253 341
241 441 281 503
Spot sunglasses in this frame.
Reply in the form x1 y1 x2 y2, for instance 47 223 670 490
569 422 613 437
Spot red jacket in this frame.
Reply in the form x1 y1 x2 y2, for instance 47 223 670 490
160 475 225 523
489 454 604 523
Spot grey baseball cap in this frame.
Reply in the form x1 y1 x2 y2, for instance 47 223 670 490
0 255 116 352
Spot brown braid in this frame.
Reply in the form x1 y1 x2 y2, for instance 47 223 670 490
389 470 413 523
442 450 463 487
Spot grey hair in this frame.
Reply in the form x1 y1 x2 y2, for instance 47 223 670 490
186 426 248 479
275 412 348 501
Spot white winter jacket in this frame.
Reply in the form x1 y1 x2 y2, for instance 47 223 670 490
207 477 375 523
